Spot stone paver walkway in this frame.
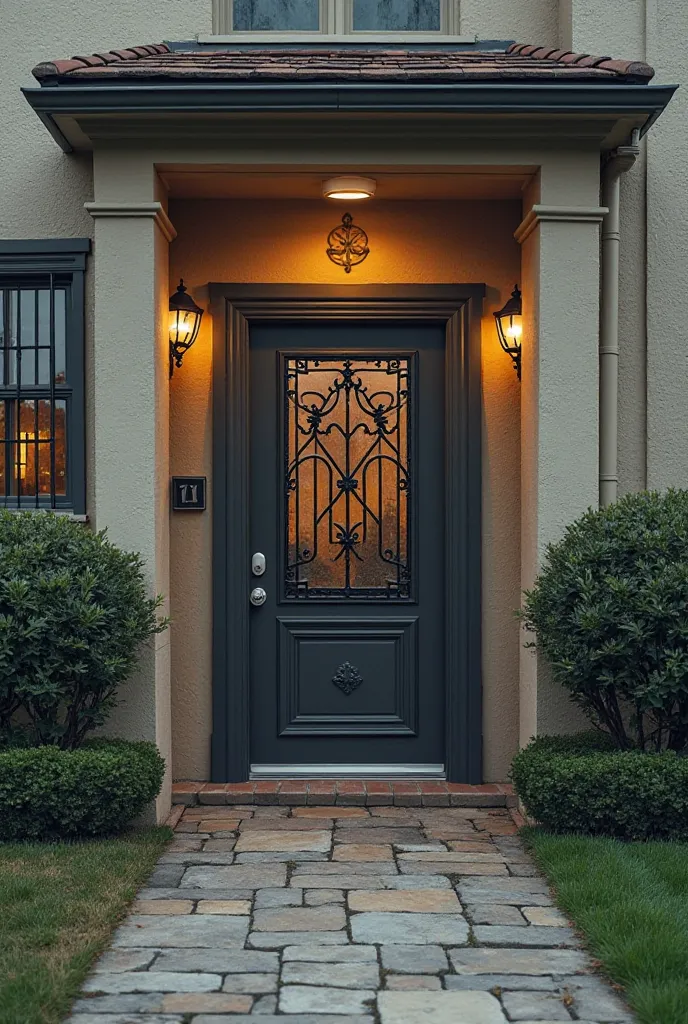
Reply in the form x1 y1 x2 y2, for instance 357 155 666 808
69 802 633 1024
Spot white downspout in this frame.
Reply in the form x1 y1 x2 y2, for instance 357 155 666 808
599 129 640 507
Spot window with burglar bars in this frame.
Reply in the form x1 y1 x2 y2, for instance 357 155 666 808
0 241 88 514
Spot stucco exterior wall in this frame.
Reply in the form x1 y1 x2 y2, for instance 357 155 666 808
560 0 649 497
0 0 685 793
461 0 557 43
169 197 522 782
517 165 603 746
646 2 688 490
1 2 209 240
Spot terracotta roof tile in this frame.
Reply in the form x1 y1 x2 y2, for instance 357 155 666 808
31 40 655 85
507 40 653 79
69 54 106 67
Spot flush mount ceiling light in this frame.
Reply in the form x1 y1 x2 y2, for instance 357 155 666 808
322 176 377 200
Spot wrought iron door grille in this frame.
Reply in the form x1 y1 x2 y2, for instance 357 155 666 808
284 354 413 599
0 279 71 508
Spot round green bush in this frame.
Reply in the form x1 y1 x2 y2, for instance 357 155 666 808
0 739 165 840
521 489 688 752
0 510 167 749
511 734 688 841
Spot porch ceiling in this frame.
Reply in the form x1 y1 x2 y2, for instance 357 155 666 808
160 168 529 200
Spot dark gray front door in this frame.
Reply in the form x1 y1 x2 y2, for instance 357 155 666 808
249 320 445 772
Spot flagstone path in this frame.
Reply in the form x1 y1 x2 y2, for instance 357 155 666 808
68 802 634 1024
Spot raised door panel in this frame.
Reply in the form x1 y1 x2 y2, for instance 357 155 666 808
278 616 418 735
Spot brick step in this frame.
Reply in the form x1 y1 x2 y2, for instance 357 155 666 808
172 780 516 809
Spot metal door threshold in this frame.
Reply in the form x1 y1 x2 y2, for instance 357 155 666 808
250 763 446 779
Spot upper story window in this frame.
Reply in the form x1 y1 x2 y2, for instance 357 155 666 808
0 241 89 514
213 0 458 37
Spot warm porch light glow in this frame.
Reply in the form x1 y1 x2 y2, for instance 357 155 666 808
494 285 523 380
169 279 203 378
322 176 377 200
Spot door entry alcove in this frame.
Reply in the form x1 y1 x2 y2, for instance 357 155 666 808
210 286 483 783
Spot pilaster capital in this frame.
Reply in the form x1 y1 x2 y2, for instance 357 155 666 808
515 204 608 245
84 201 176 242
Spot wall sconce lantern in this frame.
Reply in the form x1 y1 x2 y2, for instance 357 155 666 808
169 279 203 378
494 285 523 380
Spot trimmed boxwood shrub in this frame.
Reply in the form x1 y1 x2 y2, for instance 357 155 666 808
0 739 165 841
511 733 688 841
521 489 688 753
0 510 167 750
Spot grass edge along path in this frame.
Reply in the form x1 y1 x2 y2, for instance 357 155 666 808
523 827 688 1024
0 826 171 1024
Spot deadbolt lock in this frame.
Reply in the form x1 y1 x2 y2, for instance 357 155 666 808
252 552 266 576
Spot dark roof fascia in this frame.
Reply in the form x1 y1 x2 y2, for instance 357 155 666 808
23 81 678 154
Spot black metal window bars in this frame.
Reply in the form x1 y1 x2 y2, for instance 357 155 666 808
0 274 77 509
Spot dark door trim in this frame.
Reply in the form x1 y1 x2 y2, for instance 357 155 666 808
209 284 485 783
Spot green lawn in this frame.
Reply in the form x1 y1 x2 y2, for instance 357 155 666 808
524 828 688 1024
0 828 171 1024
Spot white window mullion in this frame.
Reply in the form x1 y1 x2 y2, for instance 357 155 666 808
213 0 227 34
321 0 335 33
446 0 459 35
337 0 353 34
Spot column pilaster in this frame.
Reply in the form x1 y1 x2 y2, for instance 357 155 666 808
516 200 606 744
86 193 174 821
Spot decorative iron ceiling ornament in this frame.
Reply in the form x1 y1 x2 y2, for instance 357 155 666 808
326 212 370 274
332 661 364 696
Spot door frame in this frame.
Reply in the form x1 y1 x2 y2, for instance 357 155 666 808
209 284 485 783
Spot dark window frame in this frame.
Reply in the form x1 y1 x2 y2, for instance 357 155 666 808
0 240 89 515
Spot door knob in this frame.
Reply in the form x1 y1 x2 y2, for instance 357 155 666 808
250 587 267 607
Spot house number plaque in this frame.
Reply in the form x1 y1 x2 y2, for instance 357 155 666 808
172 476 206 511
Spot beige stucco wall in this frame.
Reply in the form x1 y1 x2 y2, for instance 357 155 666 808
559 0 688 497
169 197 522 782
517 177 603 745
462 0 557 44
561 0 648 497
0 0 686 798
645 2 688 490
1 2 210 239
1 3 211 573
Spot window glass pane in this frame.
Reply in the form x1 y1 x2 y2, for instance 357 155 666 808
37 288 66 385
8 290 17 385
19 290 35 349
20 290 37 386
0 278 74 507
0 403 5 496
54 289 66 384
353 0 441 30
233 0 319 30
4 398 67 499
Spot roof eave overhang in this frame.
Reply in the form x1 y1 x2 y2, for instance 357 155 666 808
23 81 678 154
